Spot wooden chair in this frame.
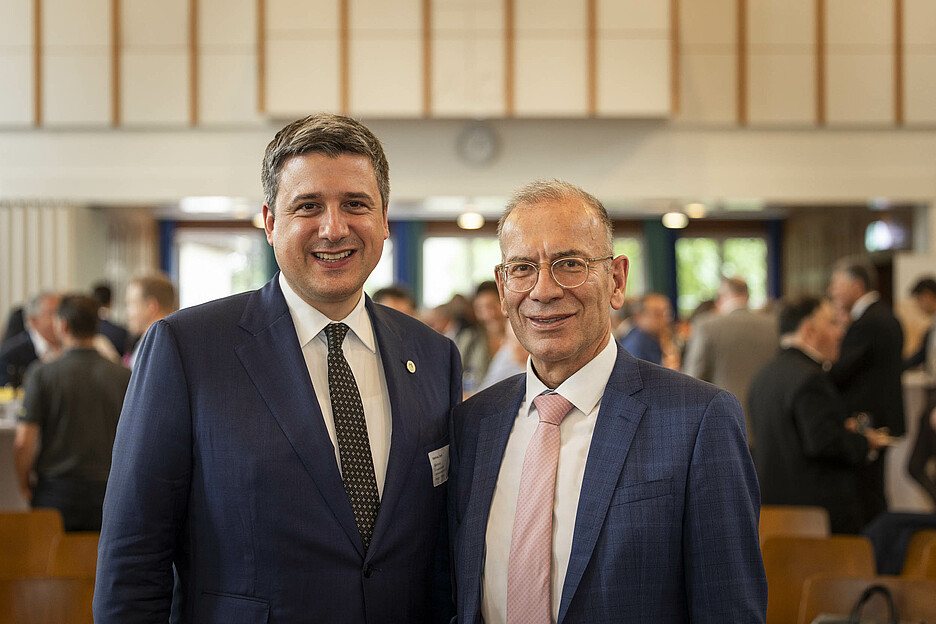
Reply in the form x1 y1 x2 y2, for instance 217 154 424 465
759 505 830 547
900 529 936 578
762 535 876 624
46 532 99 579
0 577 94 624
797 575 936 624
0 510 64 579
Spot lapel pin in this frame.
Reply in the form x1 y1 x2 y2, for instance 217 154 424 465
406 360 416 373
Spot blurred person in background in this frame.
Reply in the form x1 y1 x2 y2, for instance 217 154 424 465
1 305 25 346
828 258 904 526
477 321 528 391
683 277 777 450
372 284 417 317
904 276 936 505
474 280 506 361
620 292 680 369
427 296 489 396
749 296 888 533
13 294 130 531
92 281 131 356
0 292 61 388
124 273 178 369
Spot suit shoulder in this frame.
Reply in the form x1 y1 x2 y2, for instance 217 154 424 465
455 374 524 415
161 290 255 334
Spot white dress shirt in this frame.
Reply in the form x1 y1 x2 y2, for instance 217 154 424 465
850 290 880 321
481 335 618 624
279 273 392 497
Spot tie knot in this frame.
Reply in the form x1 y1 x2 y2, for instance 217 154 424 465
325 323 350 353
532 392 574 426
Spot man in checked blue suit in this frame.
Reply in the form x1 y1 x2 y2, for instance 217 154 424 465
449 180 766 623
94 114 461 623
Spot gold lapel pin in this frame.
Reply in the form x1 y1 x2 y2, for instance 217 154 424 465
406 360 416 373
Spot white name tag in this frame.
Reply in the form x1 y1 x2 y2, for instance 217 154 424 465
428 445 450 487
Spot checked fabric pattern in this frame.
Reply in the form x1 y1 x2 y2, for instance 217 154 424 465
325 322 380 552
506 391 574 624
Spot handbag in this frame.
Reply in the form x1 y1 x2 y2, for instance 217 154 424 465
811 584 925 624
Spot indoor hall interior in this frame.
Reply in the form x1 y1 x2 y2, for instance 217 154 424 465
2 0 936 622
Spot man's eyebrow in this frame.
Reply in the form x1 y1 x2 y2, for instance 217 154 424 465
504 250 586 263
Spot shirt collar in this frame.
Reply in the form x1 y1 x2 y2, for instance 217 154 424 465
719 299 747 315
278 273 376 353
26 325 50 358
523 333 618 418
851 291 880 321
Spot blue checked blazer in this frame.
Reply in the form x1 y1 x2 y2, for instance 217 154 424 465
94 276 461 624
449 345 766 623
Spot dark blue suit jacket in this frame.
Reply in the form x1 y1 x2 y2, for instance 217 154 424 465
94 277 462 623
450 346 766 623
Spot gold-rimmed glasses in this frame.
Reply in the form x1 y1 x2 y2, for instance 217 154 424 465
495 256 613 293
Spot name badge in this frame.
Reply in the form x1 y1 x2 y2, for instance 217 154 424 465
428 445 450 487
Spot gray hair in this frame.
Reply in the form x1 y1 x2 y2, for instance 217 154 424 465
261 113 390 213
25 292 57 319
497 180 613 255
833 257 877 292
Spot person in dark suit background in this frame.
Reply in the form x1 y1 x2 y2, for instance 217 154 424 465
94 114 462 623
91 282 131 357
904 277 936 505
828 259 905 527
450 180 765 623
619 292 677 368
0 292 61 388
749 296 889 534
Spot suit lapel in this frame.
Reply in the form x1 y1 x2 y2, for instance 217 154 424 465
557 349 647 624
366 300 421 551
461 376 525 623
234 278 365 556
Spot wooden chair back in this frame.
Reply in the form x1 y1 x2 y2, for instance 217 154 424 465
900 529 936 578
0 510 64 579
762 535 876 624
797 575 936 624
759 505 830 547
0 577 94 624
46 532 99 579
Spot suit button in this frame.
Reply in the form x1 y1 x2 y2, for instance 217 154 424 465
363 564 373 578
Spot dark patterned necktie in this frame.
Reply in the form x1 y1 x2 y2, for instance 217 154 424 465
325 322 380 552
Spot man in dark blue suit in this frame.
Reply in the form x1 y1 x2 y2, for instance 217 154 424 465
94 114 462 623
449 181 766 623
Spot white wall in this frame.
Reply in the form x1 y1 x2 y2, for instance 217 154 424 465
1 122 935 207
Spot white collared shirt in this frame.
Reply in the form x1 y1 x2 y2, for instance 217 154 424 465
279 273 392 497
850 291 880 321
26 326 52 361
481 334 618 624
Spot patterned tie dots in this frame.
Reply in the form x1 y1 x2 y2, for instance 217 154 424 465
325 322 381 552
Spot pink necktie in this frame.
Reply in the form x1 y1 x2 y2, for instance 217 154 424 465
506 392 575 624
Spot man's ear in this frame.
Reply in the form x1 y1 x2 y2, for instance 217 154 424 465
262 204 275 245
609 255 630 310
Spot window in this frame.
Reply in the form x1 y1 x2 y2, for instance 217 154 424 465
363 238 395 295
176 228 270 309
422 236 501 308
675 236 767 316
614 237 644 297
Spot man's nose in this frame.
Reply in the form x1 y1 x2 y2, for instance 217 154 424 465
318 207 350 241
528 264 563 302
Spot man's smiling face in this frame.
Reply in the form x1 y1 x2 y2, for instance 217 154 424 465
264 151 389 320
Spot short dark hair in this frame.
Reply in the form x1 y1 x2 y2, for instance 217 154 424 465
497 180 613 256
475 280 498 297
57 294 100 339
778 296 823 336
911 277 936 297
92 282 113 307
834 258 877 292
130 274 178 313
372 285 414 306
262 113 390 213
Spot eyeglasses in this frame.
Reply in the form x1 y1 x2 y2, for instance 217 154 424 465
495 256 613 293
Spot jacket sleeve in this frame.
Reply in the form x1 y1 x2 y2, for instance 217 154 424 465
684 390 767 623
792 374 869 464
93 320 193 624
682 324 712 382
